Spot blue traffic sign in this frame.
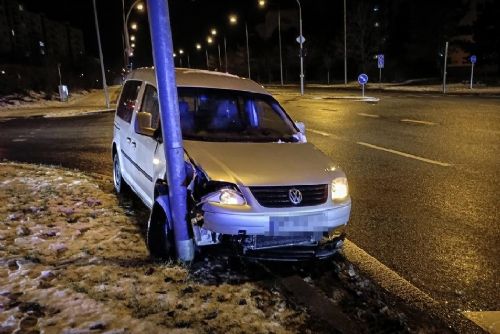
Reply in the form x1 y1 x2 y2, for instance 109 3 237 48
377 54 384 69
470 55 477 64
358 73 368 85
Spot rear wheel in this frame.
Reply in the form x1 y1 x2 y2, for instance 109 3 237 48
147 204 175 259
113 153 125 194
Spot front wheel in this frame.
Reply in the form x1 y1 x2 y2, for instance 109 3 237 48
147 204 175 259
113 153 125 194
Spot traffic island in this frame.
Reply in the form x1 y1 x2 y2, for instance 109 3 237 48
0 162 475 333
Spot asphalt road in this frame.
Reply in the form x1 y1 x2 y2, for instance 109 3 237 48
0 90 498 314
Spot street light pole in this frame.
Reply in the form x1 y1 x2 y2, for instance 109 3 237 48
278 9 283 85
245 22 251 79
123 0 143 70
224 36 228 72
92 0 109 108
344 0 347 85
205 49 209 69
297 0 304 95
217 43 222 70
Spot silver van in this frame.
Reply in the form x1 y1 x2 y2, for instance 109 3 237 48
112 68 351 260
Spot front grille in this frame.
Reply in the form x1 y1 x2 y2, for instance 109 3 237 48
250 184 328 208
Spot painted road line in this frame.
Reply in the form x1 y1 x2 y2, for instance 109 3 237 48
358 112 380 118
307 129 331 137
357 142 452 167
12 138 27 142
401 119 437 125
463 311 500 334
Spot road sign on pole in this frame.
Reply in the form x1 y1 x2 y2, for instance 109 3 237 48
358 73 368 97
377 54 384 83
296 35 306 44
377 54 384 69
470 55 476 89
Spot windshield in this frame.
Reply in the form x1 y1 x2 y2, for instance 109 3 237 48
177 87 298 142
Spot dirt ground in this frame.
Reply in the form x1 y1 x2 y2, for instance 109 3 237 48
0 163 306 334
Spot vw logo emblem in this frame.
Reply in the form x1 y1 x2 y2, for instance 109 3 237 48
288 188 303 205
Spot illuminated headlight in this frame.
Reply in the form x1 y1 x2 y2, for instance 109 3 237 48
205 188 246 206
332 177 349 201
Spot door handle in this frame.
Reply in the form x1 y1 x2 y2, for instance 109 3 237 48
126 137 131 144
131 141 136 148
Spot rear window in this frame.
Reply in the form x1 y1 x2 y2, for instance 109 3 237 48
116 80 141 123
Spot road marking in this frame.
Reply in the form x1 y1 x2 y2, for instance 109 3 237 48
357 142 452 167
401 119 436 125
307 129 331 137
12 138 27 142
463 311 500 334
358 112 380 118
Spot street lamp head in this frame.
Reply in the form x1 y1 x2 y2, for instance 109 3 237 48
258 0 266 8
136 3 144 11
229 14 238 25
130 35 136 41
207 36 213 44
179 49 184 55
130 23 138 30
131 43 136 48
173 52 176 57
195 43 202 50
210 28 217 36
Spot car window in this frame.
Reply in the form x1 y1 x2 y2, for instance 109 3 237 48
139 85 160 130
178 87 298 142
117 80 141 123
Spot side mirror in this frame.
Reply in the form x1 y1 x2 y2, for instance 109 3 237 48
135 112 155 137
295 121 306 134
294 121 307 143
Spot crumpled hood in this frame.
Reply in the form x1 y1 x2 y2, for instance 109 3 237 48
184 141 343 186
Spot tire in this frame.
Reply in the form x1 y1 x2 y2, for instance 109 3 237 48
147 204 175 259
113 153 125 194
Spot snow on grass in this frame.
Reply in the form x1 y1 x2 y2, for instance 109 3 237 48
0 162 305 333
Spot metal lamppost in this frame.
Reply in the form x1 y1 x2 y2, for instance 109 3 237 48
343 0 347 85
123 0 144 69
92 0 110 108
297 0 304 95
258 1 284 85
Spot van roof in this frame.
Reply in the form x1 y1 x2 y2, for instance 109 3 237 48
126 67 270 95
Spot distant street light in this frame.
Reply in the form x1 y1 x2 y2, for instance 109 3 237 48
258 0 266 7
179 49 184 55
195 43 201 50
228 14 251 78
229 14 237 25
210 28 217 36
207 36 213 44
130 22 137 30
123 0 144 69
130 35 136 41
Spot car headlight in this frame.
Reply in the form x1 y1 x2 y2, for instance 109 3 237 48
205 188 246 206
332 177 349 201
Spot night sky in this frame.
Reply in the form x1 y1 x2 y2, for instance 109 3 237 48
22 0 343 69
20 0 496 83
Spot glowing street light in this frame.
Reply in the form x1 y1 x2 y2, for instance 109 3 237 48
210 28 217 36
136 3 144 11
130 22 137 30
195 43 202 50
130 35 136 41
123 0 145 68
258 0 266 8
179 49 184 55
229 14 237 25
207 36 213 44
131 43 136 48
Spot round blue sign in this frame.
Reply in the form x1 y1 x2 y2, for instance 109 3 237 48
358 73 368 85
470 55 477 64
